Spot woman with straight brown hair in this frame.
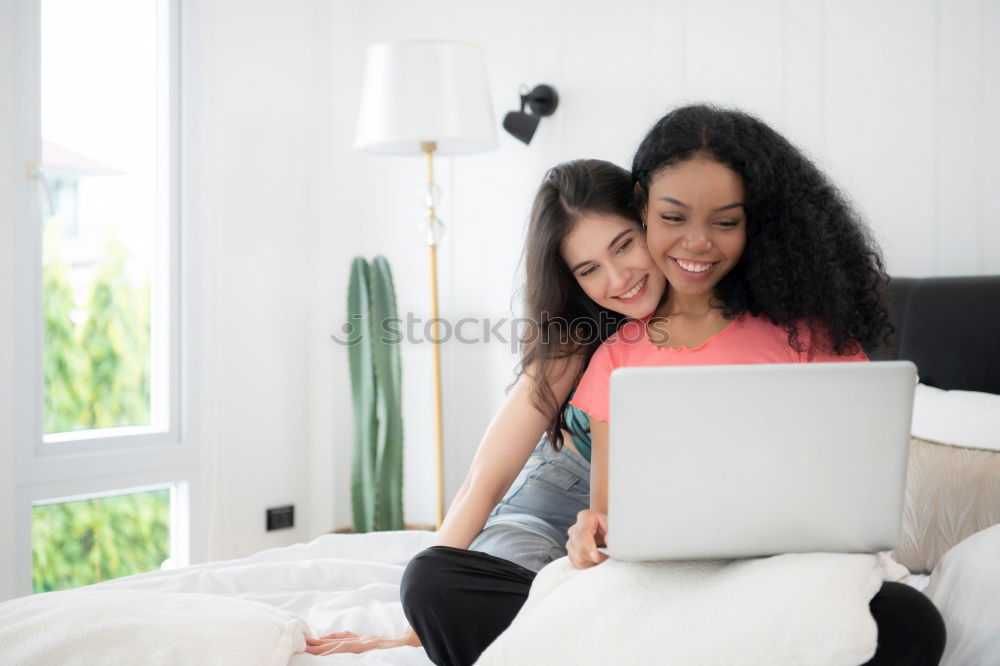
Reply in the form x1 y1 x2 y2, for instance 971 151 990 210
306 159 668 660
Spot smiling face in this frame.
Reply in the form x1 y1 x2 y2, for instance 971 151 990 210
560 213 667 319
642 154 747 309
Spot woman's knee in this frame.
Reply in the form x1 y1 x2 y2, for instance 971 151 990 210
400 547 454 613
866 582 946 665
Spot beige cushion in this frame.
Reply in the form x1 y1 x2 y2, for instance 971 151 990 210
892 437 1000 573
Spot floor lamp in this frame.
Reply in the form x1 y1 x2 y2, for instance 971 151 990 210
354 40 497 528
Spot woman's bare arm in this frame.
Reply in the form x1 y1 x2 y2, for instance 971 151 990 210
306 356 582 655
566 416 609 568
435 356 581 549
589 418 609 513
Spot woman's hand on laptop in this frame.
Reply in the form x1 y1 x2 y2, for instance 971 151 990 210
567 510 609 568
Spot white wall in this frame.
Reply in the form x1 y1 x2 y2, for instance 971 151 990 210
179 0 320 561
310 0 1000 529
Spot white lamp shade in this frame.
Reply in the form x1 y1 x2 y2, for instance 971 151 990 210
354 40 497 155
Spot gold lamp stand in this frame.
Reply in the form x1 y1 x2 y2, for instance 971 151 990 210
421 141 446 529
354 41 497 533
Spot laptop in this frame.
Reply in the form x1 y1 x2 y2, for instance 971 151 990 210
602 361 917 561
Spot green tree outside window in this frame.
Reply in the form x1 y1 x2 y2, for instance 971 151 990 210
32 490 171 593
36 220 165 593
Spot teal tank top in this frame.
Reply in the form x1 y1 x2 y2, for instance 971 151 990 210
563 403 592 463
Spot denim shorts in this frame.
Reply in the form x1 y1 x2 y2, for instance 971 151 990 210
467 435 591 573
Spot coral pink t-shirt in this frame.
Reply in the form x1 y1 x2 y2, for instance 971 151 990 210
569 312 868 423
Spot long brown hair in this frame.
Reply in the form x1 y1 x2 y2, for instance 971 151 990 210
516 159 639 450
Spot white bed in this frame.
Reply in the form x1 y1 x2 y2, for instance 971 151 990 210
3 273 998 665
1 497 995 666
96 530 439 665
0 530 438 666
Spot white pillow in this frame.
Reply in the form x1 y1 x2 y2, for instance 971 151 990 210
0 589 306 666
924 525 1000 666
906 385 1000 664
911 383 1000 451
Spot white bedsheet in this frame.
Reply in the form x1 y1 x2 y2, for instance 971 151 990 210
90 530 438 666
4 529 944 666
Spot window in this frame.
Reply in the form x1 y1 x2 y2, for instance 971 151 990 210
40 0 169 441
32 486 177 592
13 0 189 598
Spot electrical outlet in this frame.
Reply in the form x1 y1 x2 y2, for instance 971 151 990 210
266 505 294 531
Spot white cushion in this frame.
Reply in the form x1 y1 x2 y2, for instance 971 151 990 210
911 383 1000 451
925 525 1000 666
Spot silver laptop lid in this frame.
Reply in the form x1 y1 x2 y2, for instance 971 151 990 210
607 361 916 561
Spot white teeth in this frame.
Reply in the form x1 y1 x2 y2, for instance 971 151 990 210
617 276 646 299
676 259 714 273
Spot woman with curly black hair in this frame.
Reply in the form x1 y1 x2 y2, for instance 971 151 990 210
567 104 945 665
632 103 890 355
570 103 895 554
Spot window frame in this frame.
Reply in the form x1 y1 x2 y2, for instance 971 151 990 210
12 0 193 598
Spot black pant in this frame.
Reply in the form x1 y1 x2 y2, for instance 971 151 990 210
400 546 946 666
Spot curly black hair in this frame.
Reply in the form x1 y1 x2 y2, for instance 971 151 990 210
631 104 891 355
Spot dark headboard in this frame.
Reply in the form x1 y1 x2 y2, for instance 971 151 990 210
865 275 1000 395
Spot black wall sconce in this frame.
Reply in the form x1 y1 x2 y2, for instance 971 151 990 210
502 84 559 145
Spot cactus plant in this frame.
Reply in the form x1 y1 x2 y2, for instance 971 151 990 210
369 257 404 530
346 256 404 532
